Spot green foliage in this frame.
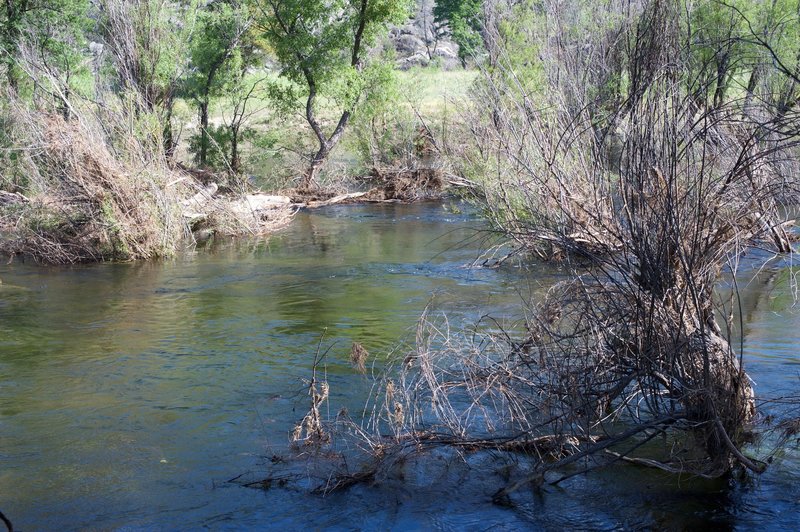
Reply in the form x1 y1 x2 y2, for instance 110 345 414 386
259 0 411 88
347 60 411 171
255 0 413 184
189 124 233 170
245 126 287 188
685 0 749 103
0 0 92 98
683 0 800 107
185 2 249 103
258 0 412 112
0 109 25 190
185 1 252 166
490 1 545 90
433 0 483 66
99 0 200 156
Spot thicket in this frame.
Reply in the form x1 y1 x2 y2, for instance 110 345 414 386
256 0 800 503
0 1 189 262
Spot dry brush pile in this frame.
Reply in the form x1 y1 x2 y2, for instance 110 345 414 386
0 99 293 264
0 104 187 263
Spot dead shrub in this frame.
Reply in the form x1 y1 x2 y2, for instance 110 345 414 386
0 109 189 263
253 0 800 501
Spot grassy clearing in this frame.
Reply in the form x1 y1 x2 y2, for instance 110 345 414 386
195 66 477 124
395 67 478 115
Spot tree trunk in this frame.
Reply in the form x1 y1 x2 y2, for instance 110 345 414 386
744 66 760 111
775 47 800 121
712 53 730 108
300 69 351 189
683 329 756 475
3 0 22 92
296 0 366 189
302 144 330 189
60 86 71 120
199 100 209 167
231 125 240 175
163 100 176 162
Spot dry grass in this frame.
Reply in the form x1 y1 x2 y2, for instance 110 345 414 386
0 101 294 264
350 342 369 375
0 107 188 263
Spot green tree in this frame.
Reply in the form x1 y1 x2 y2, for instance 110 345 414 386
732 0 800 119
1 0 90 97
101 0 198 158
255 0 412 188
185 1 250 167
224 68 268 176
685 0 752 108
433 0 483 67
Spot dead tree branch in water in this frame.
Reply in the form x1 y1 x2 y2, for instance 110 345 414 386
0 509 12 532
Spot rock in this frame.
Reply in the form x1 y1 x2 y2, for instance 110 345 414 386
193 228 215 243
395 34 426 55
387 0 461 70
434 44 458 60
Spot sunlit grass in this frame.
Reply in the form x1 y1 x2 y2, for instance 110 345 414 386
395 67 478 114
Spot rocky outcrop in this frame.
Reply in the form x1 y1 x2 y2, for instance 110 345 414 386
388 0 460 70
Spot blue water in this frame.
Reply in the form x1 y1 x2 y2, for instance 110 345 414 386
0 203 797 530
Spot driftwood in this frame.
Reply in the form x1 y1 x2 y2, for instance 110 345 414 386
181 184 428 227
0 191 30 206
181 183 218 210
229 194 293 216
182 189 367 221
183 188 293 223
305 191 367 208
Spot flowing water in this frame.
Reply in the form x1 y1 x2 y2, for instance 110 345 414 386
0 203 798 530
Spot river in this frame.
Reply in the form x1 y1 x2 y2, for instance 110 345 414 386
1 203 798 530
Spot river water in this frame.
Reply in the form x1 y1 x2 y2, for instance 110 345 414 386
0 203 798 530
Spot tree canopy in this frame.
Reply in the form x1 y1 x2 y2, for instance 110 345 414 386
433 0 482 66
255 0 412 186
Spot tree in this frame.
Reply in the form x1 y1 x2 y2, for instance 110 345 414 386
223 68 268 176
255 0 412 189
728 0 800 121
185 1 250 167
1 0 36 90
685 0 751 108
433 0 483 67
454 0 800 490
100 0 197 158
188 30 269 177
1 0 90 96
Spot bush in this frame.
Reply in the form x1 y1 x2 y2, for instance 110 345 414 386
0 105 188 263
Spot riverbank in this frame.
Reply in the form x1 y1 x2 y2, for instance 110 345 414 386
0 111 456 265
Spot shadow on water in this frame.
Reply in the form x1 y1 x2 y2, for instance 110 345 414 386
0 203 798 529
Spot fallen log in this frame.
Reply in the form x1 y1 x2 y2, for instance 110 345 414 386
305 191 367 208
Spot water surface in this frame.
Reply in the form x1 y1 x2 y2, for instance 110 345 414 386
0 203 797 530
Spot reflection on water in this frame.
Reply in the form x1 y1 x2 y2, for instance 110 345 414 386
0 203 798 530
